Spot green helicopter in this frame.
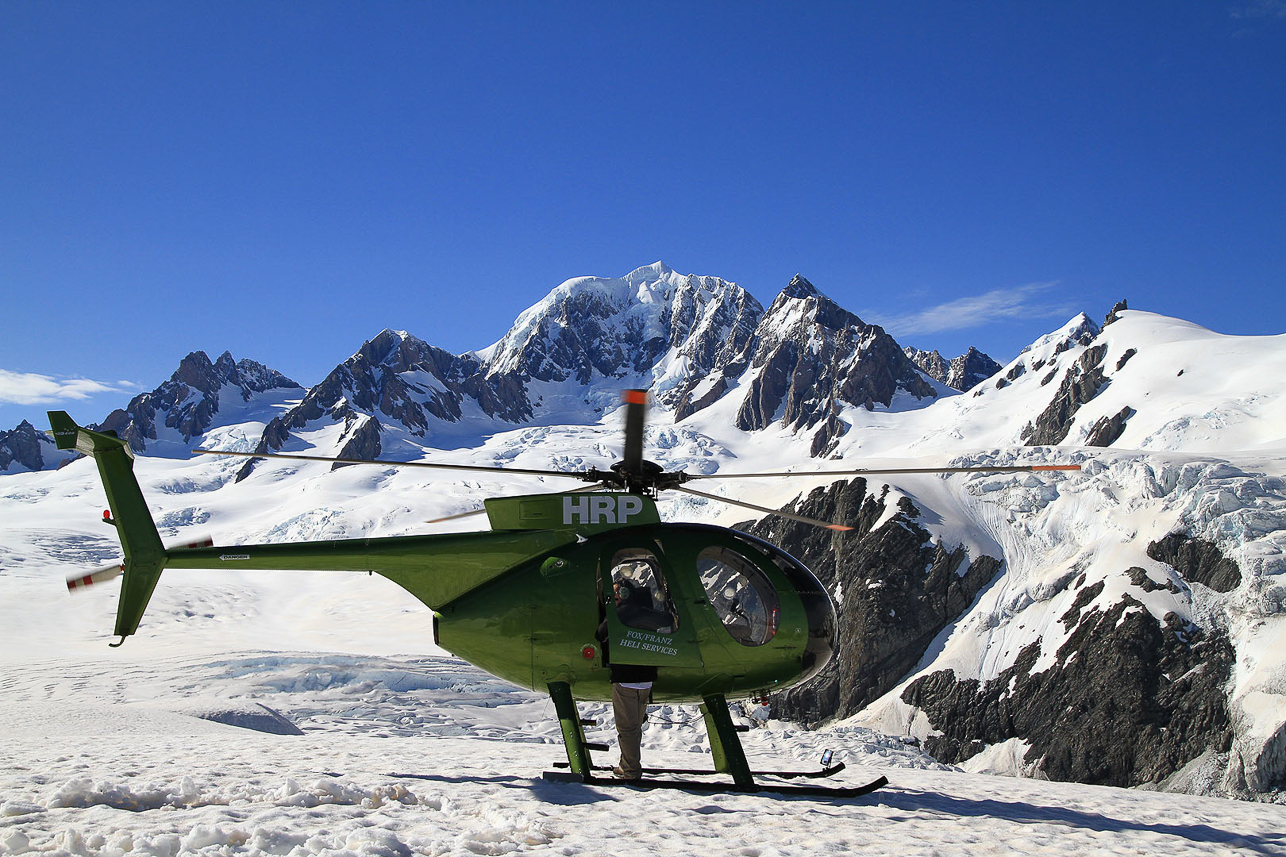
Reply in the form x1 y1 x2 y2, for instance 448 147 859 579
49 393 1077 796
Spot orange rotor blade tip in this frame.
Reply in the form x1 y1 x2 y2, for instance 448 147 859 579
623 390 648 405
826 524 854 532
1033 465 1082 471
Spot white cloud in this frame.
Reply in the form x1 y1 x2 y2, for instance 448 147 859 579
0 370 137 406
864 282 1075 337
1232 0 1286 20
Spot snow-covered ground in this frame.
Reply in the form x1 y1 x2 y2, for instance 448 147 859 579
4 646 1285 857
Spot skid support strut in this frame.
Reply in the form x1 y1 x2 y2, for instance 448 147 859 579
548 681 593 781
699 693 754 789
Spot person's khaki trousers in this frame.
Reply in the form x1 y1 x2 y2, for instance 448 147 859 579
612 684 649 778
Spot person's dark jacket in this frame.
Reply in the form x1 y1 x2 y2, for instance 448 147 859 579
596 618 659 684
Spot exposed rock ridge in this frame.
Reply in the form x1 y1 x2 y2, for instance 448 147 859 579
1148 533 1243 593
242 267 943 463
0 421 50 472
904 347 950 384
906 346 1002 391
901 596 1234 789
946 347 1003 391
735 277 938 455
95 351 302 452
739 478 1000 724
1021 343 1110 446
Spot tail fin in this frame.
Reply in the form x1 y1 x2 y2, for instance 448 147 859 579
48 411 167 643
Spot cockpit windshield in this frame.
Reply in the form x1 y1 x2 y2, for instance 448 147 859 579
696 546 779 646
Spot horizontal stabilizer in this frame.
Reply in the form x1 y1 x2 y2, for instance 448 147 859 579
168 535 214 551
65 536 211 593
67 562 125 592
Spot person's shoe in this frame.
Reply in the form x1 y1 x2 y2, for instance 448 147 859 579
612 766 641 781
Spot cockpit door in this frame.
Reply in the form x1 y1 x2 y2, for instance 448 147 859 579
600 543 701 668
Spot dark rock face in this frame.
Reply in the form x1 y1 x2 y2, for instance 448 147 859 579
331 410 383 468
229 268 945 463
0 421 48 472
96 351 302 452
1021 344 1109 446
946 347 1002 391
1147 533 1243 593
283 330 509 438
1085 406 1134 447
906 346 1000 392
902 596 1234 788
1105 299 1128 326
735 277 937 454
905 347 950 384
738 479 1000 724
260 330 533 463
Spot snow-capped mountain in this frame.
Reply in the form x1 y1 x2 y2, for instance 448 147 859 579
225 263 937 471
3 264 1285 802
0 419 78 473
91 351 303 456
0 351 302 472
731 275 937 456
906 345 1003 391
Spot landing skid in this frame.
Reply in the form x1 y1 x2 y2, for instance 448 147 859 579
552 760 851 780
544 681 889 800
542 769 889 798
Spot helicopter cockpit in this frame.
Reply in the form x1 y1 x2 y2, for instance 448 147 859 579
682 525 837 681
696 545 780 647
607 547 678 633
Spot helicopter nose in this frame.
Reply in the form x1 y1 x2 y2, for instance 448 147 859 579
717 527 838 684
797 582 837 683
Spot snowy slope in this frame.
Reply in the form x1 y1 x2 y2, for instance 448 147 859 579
796 309 1286 794
3 646 1284 857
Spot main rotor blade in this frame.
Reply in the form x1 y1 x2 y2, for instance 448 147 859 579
674 485 853 532
621 389 648 475
424 482 609 525
425 507 490 525
194 448 586 480
684 464 1082 480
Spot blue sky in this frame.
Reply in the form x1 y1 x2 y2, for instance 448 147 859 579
2 1 1284 432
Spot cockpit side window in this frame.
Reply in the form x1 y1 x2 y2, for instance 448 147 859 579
696 546 780 646
609 548 677 633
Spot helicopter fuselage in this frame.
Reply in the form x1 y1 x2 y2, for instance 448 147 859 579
428 510 837 703
154 492 838 703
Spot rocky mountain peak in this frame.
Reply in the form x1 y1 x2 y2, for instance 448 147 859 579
783 274 822 300
737 276 938 455
905 347 950 382
94 350 301 454
906 346 1001 391
355 329 441 374
0 420 51 473
171 351 226 396
948 346 1002 391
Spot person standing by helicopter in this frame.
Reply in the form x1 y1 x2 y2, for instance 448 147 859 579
599 579 661 780
608 659 656 780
